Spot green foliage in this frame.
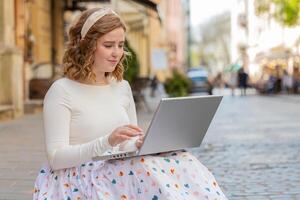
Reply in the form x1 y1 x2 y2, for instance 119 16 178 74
273 0 300 26
255 0 300 26
255 0 272 16
164 69 192 97
123 40 139 84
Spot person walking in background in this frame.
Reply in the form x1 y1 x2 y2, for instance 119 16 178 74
266 73 277 94
293 67 300 94
213 72 225 95
32 8 227 200
150 74 158 97
228 72 238 96
256 72 268 94
282 69 293 94
238 68 248 96
206 76 214 95
274 65 282 93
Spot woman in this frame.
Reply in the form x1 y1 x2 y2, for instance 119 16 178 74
33 7 227 200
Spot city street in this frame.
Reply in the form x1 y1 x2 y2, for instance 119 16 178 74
0 90 300 199
193 93 300 200
1 0 299 200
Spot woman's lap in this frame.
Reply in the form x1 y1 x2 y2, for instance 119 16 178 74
33 151 227 200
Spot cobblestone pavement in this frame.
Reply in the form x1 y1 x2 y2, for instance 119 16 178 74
0 90 299 199
191 95 300 200
141 92 300 200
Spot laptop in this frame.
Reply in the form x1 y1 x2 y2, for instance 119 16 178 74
92 95 223 161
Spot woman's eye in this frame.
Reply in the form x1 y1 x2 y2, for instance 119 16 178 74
118 45 124 48
104 45 112 48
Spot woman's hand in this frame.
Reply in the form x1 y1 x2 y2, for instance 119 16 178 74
135 135 145 149
108 124 143 147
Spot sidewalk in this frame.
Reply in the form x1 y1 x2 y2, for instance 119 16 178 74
0 114 45 199
1 86 300 199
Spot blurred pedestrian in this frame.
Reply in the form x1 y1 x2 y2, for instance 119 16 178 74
214 72 224 87
150 74 158 97
238 68 248 96
274 65 282 93
32 7 227 200
228 72 238 96
214 72 225 94
206 76 214 95
256 73 267 94
293 67 300 94
282 70 293 94
266 74 277 94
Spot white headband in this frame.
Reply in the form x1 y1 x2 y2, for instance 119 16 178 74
81 8 118 39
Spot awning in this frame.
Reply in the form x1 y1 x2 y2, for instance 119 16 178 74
130 0 158 12
255 45 294 63
64 0 158 13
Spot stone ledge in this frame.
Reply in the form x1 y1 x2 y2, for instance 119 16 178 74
0 105 13 121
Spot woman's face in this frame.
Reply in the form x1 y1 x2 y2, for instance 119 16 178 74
92 27 125 74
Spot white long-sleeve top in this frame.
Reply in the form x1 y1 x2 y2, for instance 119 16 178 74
43 77 137 170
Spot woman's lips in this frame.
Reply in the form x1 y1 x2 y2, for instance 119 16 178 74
108 60 118 64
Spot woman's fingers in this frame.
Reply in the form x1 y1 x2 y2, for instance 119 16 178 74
122 127 143 137
110 125 144 146
139 134 145 140
135 138 143 148
119 135 132 141
125 124 143 132
123 126 140 135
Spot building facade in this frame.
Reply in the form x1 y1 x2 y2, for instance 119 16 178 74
0 0 188 119
231 0 300 80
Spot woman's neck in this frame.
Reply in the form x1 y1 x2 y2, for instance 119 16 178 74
80 73 109 86
94 75 108 85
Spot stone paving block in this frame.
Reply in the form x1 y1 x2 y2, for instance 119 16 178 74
267 195 298 200
294 195 300 200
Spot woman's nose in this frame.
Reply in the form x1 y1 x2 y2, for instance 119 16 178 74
111 51 117 57
112 47 122 57
111 48 118 57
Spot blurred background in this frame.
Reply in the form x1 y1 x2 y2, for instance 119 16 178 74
0 0 300 199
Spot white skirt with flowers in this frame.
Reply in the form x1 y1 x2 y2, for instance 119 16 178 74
33 150 227 200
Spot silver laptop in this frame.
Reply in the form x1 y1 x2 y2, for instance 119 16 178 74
92 95 223 161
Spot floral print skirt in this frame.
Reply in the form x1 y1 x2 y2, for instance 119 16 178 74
33 151 227 200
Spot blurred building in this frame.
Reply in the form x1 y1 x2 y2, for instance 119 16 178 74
155 0 188 76
91 0 188 80
231 0 300 81
0 0 65 119
197 12 231 75
0 0 188 119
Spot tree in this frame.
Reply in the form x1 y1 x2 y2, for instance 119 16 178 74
255 0 300 27
164 69 191 97
198 12 231 73
123 40 140 85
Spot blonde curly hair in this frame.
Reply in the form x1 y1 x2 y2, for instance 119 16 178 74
63 8 127 82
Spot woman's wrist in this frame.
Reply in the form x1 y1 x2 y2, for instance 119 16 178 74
104 134 113 149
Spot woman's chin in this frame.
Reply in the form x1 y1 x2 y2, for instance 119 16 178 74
107 67 116 73
108 65 117 72
100 66 116 73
